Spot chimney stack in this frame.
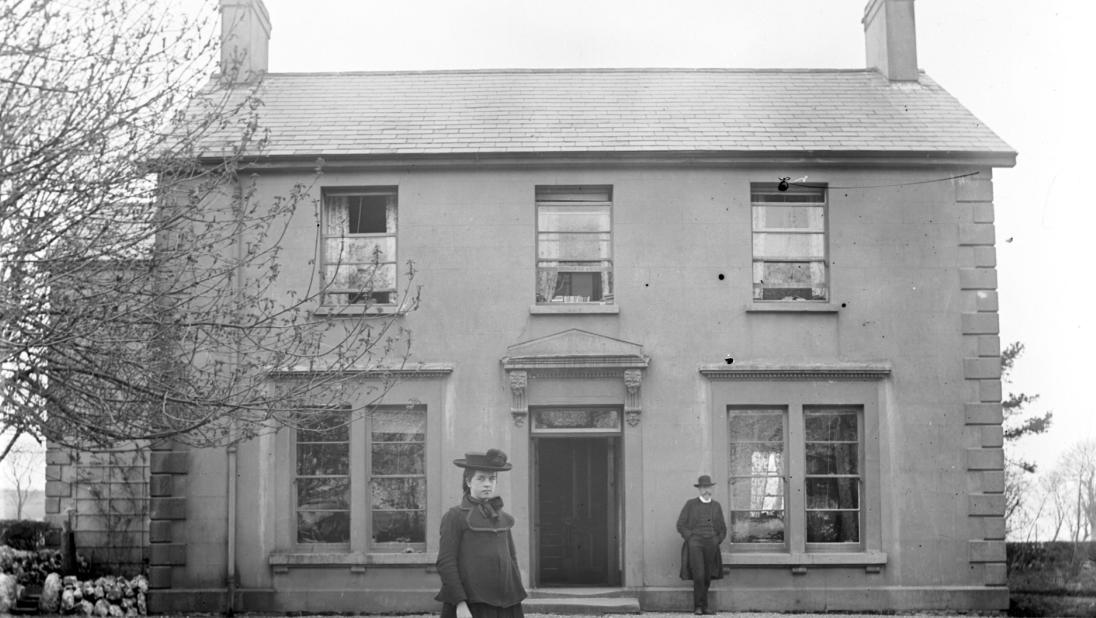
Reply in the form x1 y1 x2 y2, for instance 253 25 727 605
219 0 271 83
862 0 919 82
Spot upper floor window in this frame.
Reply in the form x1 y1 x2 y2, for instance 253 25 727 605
322 188 397 306
535 186 613 304
751 183 827 301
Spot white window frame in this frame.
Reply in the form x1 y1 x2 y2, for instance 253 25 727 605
367 405 427 551
535 185 614 305
288 404 428 554
709 378 884 566
725 403 864 554
726 406 789 553
803 405 863 550
321 187 398 307
750 183 828 302
292 406 353 550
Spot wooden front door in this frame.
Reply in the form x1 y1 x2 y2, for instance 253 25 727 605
534 436 620 586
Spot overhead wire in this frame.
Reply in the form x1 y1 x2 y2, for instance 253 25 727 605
778 170 980 191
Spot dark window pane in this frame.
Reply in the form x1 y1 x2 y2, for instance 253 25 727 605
806 478 859 509
346 290 392 305
297 411 350 443
806 510 859 543
297 477 350 510
372 510 426 543
372 408 426 442
751 186 825 204
536 186 612 202
297 443 349 476
533 408 621 431
347 195 390 233
372 443 425 475
729 413 783 442
297 510 349 543
805 411 858 441
371 477 425 510
729 510 785 543
805 443 859 475
553 272 603 301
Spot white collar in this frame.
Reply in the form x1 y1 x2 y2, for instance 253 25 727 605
698 496 712 503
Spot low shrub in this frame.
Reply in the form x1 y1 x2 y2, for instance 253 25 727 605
0 545 90 586
0 520 58 551
1008 541 1096 593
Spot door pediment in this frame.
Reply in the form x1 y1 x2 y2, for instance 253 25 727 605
501 329 649 370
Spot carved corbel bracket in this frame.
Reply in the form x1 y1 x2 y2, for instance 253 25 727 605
624 368 642 426
509 370 528 427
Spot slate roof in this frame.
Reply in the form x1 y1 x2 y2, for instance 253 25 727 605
195 68 1015 162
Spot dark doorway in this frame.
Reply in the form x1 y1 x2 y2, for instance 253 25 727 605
534 436 620 586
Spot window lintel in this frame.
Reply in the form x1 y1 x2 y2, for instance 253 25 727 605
700 362 891 381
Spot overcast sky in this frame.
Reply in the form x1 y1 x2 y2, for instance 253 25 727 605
4 1 1091 492
257 0 1094 476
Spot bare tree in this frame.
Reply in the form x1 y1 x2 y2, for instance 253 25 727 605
1058 439 1096 543
1020 469 1070 542
1 0 417 461
2 436 45 519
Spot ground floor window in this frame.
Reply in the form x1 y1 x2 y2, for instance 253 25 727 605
369 406 426 545
295 407 352 544
804 406 861 544
291 404 427 551
727 403 863 551
704 373 884 557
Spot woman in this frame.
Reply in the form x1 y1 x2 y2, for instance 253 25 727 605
436 448 526 618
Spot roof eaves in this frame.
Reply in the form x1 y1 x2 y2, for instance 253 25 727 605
197 148 1017 171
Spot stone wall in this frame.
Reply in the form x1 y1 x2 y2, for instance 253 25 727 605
45 445 149 575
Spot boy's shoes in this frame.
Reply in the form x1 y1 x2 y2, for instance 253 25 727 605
694 609 703 615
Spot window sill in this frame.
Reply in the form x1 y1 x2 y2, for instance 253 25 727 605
530 304 620 315
723 551 887 568
746 302 840 314
269 551 437 573
311 304 404 317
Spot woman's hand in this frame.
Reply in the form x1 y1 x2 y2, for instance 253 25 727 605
456 601 472 618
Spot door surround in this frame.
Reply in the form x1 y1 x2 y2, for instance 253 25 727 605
502 328 649 589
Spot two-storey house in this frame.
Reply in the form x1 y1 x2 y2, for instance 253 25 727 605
48 0 1016 613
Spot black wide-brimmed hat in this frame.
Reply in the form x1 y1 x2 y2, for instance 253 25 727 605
453 448 512 471
694 474 716 487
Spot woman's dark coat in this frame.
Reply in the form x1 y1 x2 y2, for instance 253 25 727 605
676 497 727 580
435 496 527 608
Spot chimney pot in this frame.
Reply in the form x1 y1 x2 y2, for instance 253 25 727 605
219 0 271 83
863 0 919 82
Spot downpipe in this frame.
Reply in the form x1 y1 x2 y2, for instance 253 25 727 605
225 172 244 615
